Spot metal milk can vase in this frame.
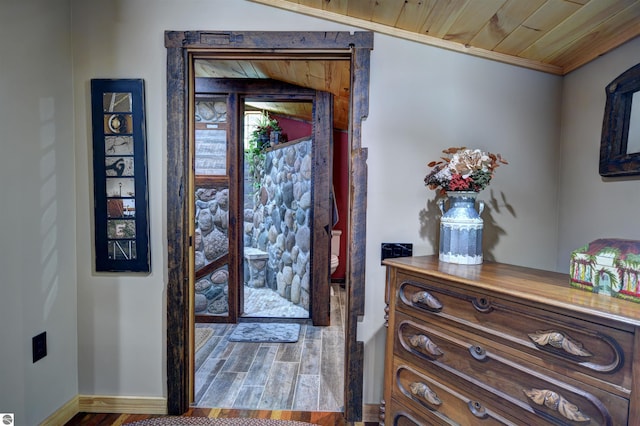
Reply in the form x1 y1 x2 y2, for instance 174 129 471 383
438 191 484 264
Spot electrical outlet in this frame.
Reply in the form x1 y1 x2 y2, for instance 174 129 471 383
381 243 413 263
32 331 47 363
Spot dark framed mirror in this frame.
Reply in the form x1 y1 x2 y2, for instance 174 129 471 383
599 62 640 177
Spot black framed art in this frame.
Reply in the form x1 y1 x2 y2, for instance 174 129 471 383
91 79 150 272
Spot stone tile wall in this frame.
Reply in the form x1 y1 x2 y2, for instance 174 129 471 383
244 139 312 311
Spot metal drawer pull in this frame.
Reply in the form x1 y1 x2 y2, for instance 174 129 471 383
524 388 590 422
409 334 444 357
472 296 493 313
528 330 593 357
468 400 488 418
469 345 487 361
409 382 442 406
411 291 443 311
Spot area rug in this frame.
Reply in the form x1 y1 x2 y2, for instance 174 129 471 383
195 327 214 352
227 323 300 343
124 418 316 426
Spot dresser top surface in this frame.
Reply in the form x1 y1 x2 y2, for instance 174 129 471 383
384 255 640 326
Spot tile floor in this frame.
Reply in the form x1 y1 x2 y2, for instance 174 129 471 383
194 285 345 412
242 285 310 318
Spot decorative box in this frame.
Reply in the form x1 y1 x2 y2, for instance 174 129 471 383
570 238 640 303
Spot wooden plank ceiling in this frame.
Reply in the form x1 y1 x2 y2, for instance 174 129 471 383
195 57 352 130
251 0 640 75
196 0 640 130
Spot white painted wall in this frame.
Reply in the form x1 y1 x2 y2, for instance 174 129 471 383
557 37 640 272
70 0 563 408
359 33 563 403
0 0 77 424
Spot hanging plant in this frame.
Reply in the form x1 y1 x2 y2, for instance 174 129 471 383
251 111 281 150
246 112 281 191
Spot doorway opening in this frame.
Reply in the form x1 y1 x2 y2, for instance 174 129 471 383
191 68 337 409
191 74 333 325
240 106 315 319
165 31 373 421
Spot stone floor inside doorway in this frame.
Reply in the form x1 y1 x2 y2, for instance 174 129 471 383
193 284 345 412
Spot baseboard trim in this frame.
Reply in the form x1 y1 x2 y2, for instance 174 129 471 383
41 394 167 425
79 395 168 415
40 395 80 426
363 403 380 422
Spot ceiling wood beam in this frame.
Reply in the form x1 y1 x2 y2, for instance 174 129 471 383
249 0 564 75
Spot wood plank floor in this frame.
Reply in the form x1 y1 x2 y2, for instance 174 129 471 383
64 409 378 425
194 286 345 411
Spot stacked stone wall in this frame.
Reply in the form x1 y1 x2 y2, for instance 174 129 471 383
193 186 230 315
244 139 312 311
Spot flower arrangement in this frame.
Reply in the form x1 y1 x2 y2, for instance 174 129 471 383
249 111 282 150
424 147 508 196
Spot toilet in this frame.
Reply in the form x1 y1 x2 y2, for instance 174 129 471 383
330 229 342 275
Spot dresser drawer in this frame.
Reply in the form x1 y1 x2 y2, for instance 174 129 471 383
390 358 543 425
393 311 629 426
385 396 451 426
394 271 634 396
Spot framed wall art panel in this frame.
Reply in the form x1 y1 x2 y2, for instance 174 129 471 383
91 79 150 272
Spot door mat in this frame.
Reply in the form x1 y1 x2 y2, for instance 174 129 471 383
195 327 214 352
227 323 300 343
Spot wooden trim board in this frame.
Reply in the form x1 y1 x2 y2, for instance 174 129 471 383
40 394 167 424
39 395 79 426
78 395 167 414
362 403 380 423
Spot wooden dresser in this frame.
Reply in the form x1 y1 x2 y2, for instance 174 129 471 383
381 255 640 426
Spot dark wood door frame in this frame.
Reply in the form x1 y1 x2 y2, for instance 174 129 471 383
165 31 373 421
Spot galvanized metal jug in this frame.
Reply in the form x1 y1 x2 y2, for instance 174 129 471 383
438 191 484 264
